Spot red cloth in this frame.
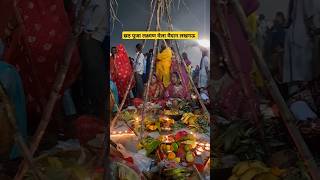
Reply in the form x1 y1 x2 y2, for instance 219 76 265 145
212 76 255 120
74 115 103 144
3 0 80 124
110 44 134 98
164 83 189 99
132 98 143 107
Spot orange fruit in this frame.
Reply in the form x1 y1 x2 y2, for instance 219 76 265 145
167 152 176 160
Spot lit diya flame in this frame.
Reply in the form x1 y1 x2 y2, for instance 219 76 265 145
196 150 202 156
198 147 204 152
191 94 197 99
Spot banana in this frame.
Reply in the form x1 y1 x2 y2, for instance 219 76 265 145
253 172 280 180
239 167 268 180
270 167 287 177
181 113 192 122
164 168 189 176
187 116 198 125
228 175 240 180
233 161 250 176
249 161 270 172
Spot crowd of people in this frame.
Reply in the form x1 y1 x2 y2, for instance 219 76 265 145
256 0 320 124
210 0 320 125
109 41 210 110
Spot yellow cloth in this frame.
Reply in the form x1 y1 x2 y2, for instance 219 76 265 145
248 12 264 88
248 12 257 39
156 47 172 87
252 62 264 88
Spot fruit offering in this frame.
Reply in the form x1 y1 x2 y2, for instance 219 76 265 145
145 120 161 131
162 167 193 180
159 116 175 130
137 136 161 156
158 131 196 166
228 161 284 180
164 109 180 116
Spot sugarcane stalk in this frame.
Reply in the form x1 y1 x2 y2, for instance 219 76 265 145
110 0 157 130
14 1 90 179
174 41 210 117
230 0 320 179
163 4 209 117
140 38 159 140
0 84 45 180
140 0 162 141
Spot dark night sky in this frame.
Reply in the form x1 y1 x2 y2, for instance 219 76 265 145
110 0 210 67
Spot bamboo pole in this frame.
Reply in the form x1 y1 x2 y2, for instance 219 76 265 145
140 0 161 140
215 2 261 126
14 1 90 179
174 41 210 117
110 0 157 130
230 0 320 179
0 84 45 180
140 39 158 140
164 4 209 117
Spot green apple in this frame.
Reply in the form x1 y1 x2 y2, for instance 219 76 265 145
186 151 194 163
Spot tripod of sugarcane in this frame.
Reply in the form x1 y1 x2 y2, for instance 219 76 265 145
217 0 320 179
110 0 210 141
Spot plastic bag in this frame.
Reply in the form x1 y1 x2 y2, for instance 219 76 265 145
131 152 153 172
116 143 153 172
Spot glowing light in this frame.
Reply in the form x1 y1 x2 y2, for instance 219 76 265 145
197 39 210 48
196 151 202 156
198 147 204 152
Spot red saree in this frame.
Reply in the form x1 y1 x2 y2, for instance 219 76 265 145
164 83 189 100
149 81 164 101
110 44 134 98
1 0 80 124
212 75 252 120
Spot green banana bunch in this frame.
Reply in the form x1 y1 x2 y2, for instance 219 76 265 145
163 167 193 179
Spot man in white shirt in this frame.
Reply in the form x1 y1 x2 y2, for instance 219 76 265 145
77 0 108 120
198 48 209 89
133 44 145 98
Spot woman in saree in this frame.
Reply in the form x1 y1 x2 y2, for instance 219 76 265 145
164 72 189 99
0 0 80 131
148 74 164 101
156 44 172 88
110 45 134 100
171 50 191 90
212 0 260 122
210 56 254 121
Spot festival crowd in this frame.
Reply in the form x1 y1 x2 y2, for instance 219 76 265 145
109 42 210 111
